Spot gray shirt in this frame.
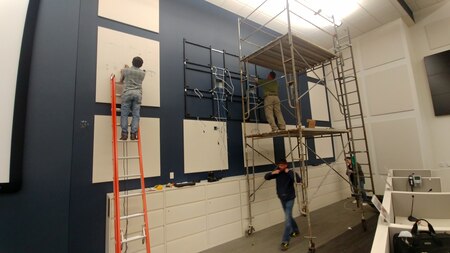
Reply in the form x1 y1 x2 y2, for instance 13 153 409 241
122 66 145 93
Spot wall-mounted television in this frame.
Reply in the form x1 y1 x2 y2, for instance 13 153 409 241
423 49 450 116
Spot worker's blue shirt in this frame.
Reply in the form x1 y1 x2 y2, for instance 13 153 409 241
265 170 301 201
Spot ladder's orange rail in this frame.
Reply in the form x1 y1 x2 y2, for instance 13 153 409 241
110 74 151 253
110 74 122 253
138 128 151 252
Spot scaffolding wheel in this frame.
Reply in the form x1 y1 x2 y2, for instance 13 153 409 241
362 218 367 231
246 226 255 236
308 242 316 253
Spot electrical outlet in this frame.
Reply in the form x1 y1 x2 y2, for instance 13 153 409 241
170 172 174 179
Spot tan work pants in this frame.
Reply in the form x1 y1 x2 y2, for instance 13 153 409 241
264 95 286 131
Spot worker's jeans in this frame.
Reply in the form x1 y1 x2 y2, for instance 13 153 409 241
120 90 142 134
280 198 299 243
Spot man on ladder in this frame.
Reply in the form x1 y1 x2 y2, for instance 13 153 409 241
120 56 145 140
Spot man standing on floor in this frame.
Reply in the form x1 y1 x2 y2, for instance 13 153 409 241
120 56 145 140
255 71 286 132
265 159 302 251
345 156 368 203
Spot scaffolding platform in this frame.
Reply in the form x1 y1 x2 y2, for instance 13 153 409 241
245 127 348 139
241 33 337 73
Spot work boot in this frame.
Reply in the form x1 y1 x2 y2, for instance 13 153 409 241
120 132 128 140
280 242 289 251
130 133 138 140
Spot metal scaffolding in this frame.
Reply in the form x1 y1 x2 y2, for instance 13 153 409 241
238 1 375 252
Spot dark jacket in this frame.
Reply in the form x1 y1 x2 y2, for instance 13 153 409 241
265 170 301 201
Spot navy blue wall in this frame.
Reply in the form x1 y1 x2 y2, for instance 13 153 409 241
0 0 80 252
0 1 330 252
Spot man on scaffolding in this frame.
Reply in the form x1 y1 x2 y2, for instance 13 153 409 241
255 71 286 132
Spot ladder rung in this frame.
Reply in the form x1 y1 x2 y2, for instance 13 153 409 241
350 151 368 154
119 174 141 180
284 58 292 63
117 139 138 143
116 93 121 97
116 108 121 112
364 189 374 193
359 163 370 166
346 114 362 118
350 126 364 129
349 138 365 141
118 156 140 160
120 212 145 220
122 234 146 244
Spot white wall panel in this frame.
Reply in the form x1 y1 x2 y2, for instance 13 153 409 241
96 27 160 107
98 0 159 32
183 120 228 173
165 186 205 207
425 16 450 49
206 180 240 199
364 64 414 116
166 216 207 241
166 201 206 224
166 232 207 253
371 118 423 174
208 222 242 248
207 194 240 214
308 82 330 121
207 207 241 229
93 116 160 183
313 135 334 159
242 123 275 166
148 209 164 229
283 125 306 162
360 21 405 69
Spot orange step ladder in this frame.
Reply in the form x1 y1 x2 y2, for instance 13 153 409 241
110 74 151 253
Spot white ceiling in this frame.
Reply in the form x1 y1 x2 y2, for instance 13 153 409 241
206 0 447 48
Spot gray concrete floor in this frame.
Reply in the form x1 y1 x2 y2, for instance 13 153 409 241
201 198 378 253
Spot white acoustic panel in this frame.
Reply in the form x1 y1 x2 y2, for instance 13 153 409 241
425 16 450 50
308 82 329 121
92 115 160 183
98 0 159 33
0 0 29 184
364 65 414 116
371 118 423 174
183 120 228 173
96 27 160 107
242 123 275 166
359 21 405 69
314 135 334 159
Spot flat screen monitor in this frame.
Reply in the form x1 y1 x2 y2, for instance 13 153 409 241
423 50 450 116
